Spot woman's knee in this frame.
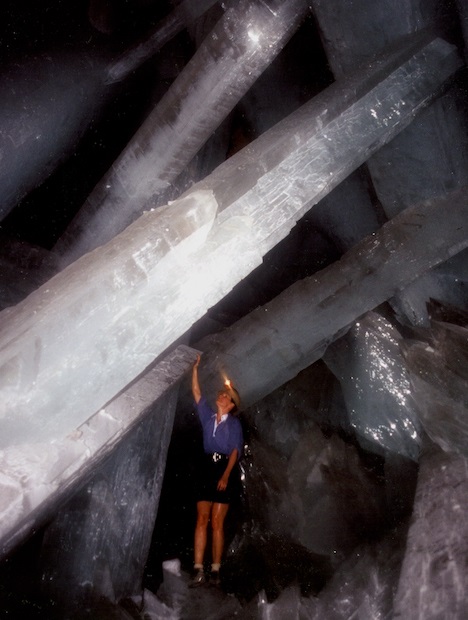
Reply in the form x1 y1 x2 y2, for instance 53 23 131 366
196 513 210 528
211 504 229 531
196 502 212 528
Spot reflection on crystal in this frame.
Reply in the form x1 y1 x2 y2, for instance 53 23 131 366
324 312 421 460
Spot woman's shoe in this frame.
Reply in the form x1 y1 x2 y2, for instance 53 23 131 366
189 568 206 588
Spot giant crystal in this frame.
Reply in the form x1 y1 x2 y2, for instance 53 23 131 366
57 0 311 265
0 345 196 562
195 33 462 254
0 34 461 448
311 0 468 325
105 0 222 83
0 193 225 446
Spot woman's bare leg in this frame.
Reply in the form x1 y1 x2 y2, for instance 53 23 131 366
211 502 229 565
194 501 212 565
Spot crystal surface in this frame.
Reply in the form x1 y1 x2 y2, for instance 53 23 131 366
311 0 468 326
40 388 178 611
393 447 468 619
0 345 194 564
310 0 440 79
323 312 421 461
0 194 220 446
403 321 468 457
199 33 462 254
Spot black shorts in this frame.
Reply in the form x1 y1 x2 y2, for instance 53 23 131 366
195 453 240 505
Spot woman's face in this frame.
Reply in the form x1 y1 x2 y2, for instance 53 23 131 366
216 390 234 410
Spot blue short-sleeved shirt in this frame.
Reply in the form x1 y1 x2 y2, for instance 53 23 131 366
196 396 243 458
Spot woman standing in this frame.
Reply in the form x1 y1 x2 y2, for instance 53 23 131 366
190 354 243 587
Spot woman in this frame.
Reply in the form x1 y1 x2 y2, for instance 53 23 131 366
190 354 243 587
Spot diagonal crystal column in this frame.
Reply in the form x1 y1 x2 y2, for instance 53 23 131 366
194 187 468 409
0 345 195 561
56 0 311 266
193 34 462 253
0 34 461 447
310 0 468 325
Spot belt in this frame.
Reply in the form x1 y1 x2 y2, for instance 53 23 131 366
209 452 227 462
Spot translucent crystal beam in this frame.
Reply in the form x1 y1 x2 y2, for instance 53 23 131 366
311 0 468 326
195 187 468 408
0 344 194 570
192 33 462 254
